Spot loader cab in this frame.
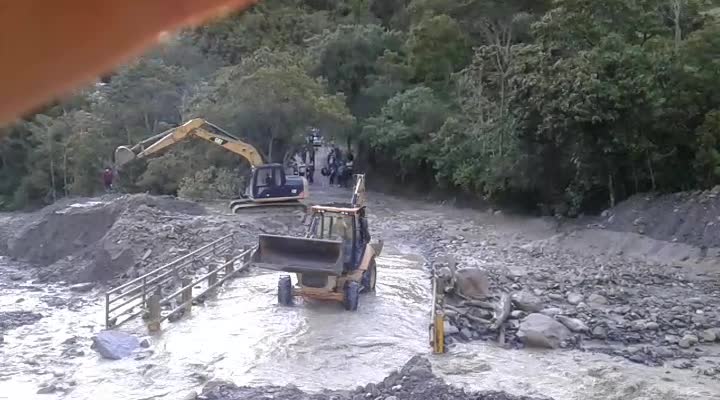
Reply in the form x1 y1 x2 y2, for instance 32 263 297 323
307 204 371 271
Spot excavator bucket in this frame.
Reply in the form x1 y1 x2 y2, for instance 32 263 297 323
253 234 344 275
114 146 136 167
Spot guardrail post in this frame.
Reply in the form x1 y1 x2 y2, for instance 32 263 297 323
181 276 192 315
147 288 162 333
105 293 111 329
141 276 147 306
224 255 234 277
243 245 251 263
208 267 218 294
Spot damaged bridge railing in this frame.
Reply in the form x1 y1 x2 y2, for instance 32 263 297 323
105 233 254 331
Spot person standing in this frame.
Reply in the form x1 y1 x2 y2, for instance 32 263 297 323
307 159 315 184
102 167 114 192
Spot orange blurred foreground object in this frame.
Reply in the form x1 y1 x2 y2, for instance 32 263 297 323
0 0 259 124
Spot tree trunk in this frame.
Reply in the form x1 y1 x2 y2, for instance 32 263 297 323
143 112 152 133
49 156 56 202
608 171 615 208
671 0 683 50
63 145 69 196
646 151 656 191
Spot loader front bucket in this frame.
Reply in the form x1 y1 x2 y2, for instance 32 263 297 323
253 234 344 275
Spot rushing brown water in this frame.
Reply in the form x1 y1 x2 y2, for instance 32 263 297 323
2 247 718 400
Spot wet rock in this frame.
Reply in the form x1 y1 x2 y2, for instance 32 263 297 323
69 282 95 293
547 293 563 301
645 322 659 331
9 273 24 281
459 328 472 341
454 267 491 299
385 397 398 400
511 291 543 313
678 334 698 349
664 334 680 344
556 316 589 333
510 310 527 320
540 307 562 317
0 311 43 331
591 325 608 339
140 337 152 348
62 336 78 345
517 313 572 349
587 293 608 306
91 330 140 360
36 381 58 394
566 293 583 305
181 391 198 400
673 360 694 369
701 329 717 342
654 347 674 358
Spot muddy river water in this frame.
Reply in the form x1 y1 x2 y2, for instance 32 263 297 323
1 245 718 400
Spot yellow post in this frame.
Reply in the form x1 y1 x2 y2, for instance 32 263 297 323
181 276 192 315
433 310 445 354
146 289 162 333
224 255 234 276
208 269 218 294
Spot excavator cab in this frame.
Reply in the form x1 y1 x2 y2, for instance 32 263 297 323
246 163 307 203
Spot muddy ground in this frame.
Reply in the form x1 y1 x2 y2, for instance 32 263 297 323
0 184 719 398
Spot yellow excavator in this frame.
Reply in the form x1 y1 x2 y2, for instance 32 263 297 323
114 118 309 213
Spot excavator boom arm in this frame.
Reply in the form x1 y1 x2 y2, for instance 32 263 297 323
114 118 265 167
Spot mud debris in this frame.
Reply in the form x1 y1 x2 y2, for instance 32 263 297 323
0 194 305 285
0 310 43 333
199 356 547 400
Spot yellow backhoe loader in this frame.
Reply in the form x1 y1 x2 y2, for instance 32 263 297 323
252 174 383 311
114 118 309 213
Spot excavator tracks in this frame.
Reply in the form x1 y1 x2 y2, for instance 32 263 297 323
229 198 308 214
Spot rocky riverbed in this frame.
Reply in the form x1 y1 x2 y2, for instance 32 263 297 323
368 191 720 371
1 185 719 399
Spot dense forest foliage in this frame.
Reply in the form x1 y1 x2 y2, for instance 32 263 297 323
2 0 720 214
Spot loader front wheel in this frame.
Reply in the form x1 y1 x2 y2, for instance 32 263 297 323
278 275 293 306
361 259 377 293
343 281 360 311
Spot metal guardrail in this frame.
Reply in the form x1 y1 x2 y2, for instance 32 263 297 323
105 233 249 330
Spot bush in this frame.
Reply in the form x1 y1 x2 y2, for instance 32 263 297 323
178 166 243 200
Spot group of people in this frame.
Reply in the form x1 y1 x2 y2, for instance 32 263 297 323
323 147 354 188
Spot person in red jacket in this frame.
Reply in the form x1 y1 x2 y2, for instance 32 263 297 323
103 167 114 192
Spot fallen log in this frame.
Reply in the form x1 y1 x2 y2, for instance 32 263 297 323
460 300 495 310
490 292 512 331
445 305 492 325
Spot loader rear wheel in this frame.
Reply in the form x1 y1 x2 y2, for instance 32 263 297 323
361 259 377 293
343 281 360 311
278 275 293 306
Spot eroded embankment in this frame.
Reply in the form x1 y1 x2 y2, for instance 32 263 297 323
0 194 305 284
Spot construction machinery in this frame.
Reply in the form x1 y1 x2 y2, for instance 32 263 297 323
251 175 382 310
114 119 308 213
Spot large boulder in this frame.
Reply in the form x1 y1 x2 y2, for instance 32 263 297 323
454 267 491 299
511 291 543 313
91 330 140 360
517 313 572 349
